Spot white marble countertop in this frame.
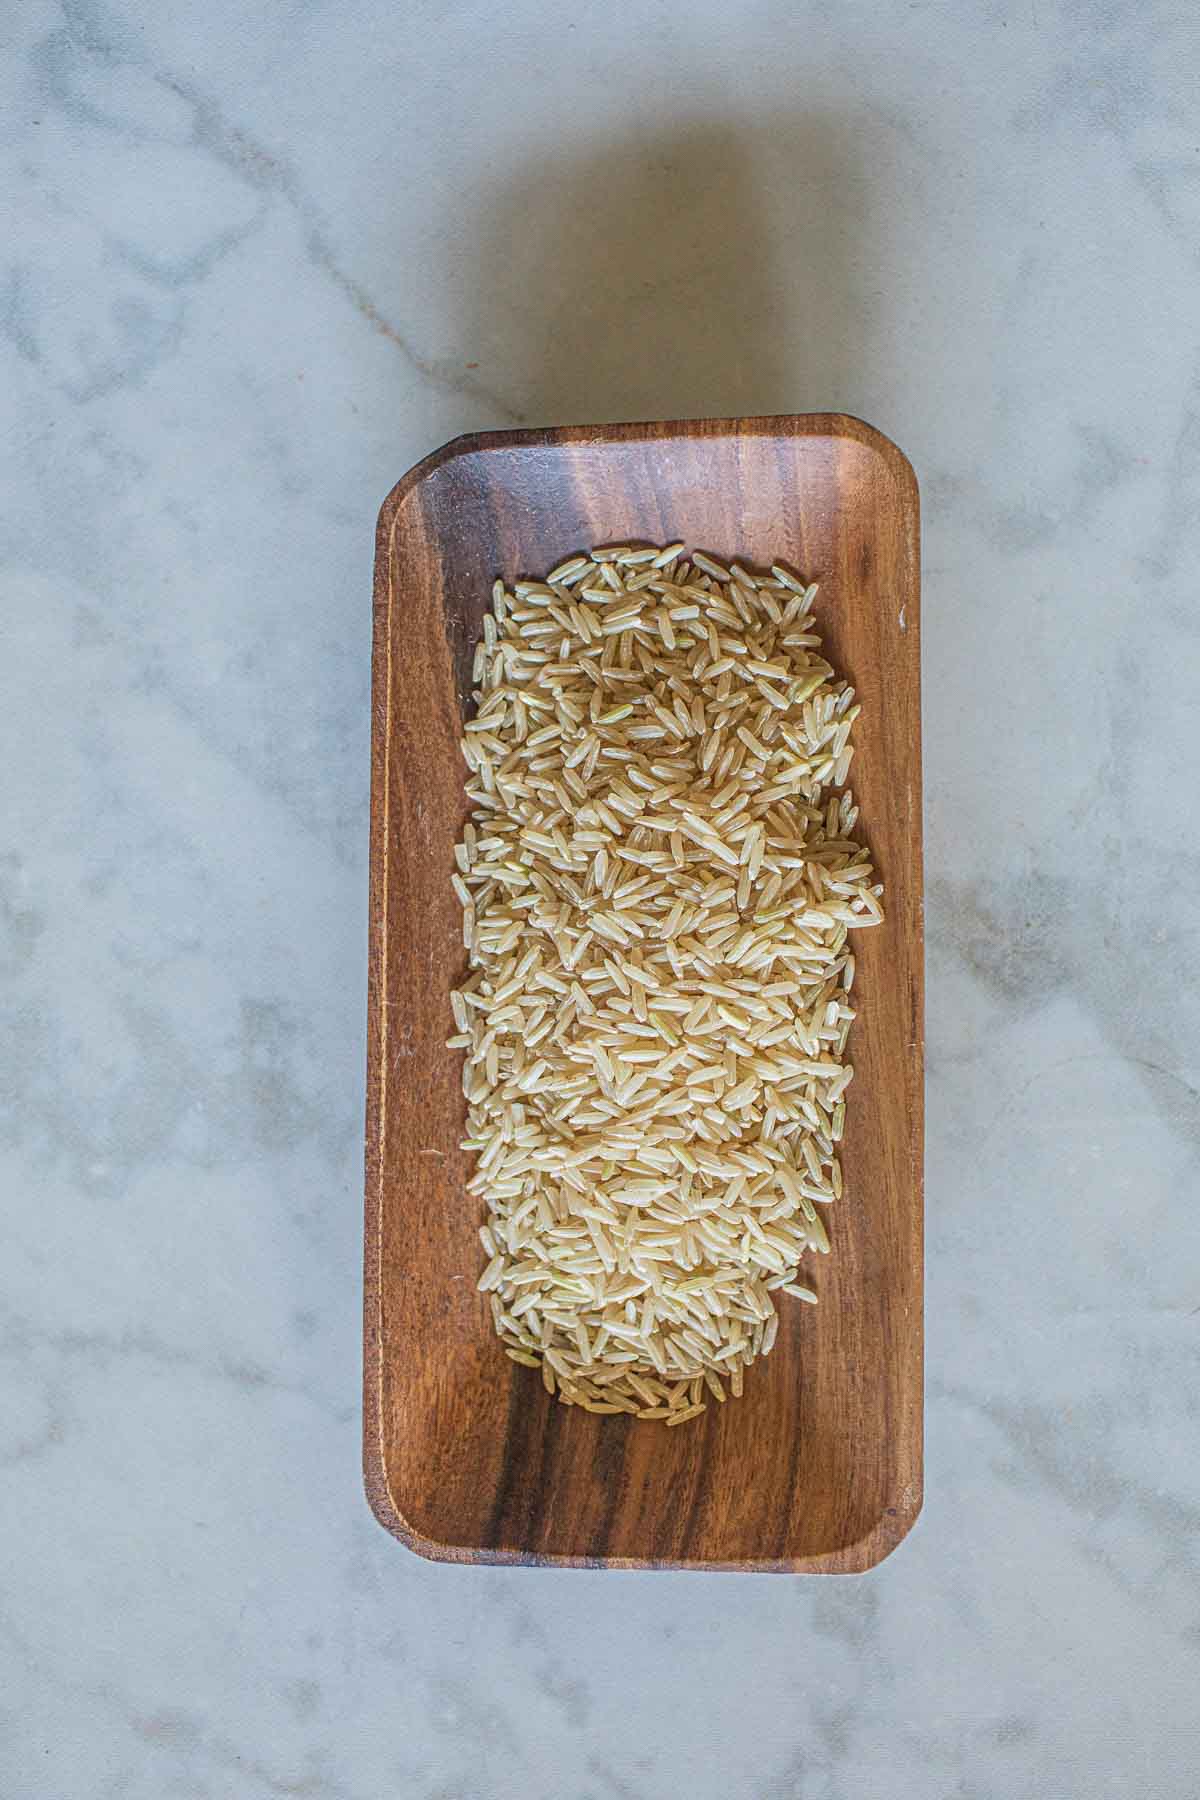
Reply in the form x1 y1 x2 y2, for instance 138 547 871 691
4 2 1199 1795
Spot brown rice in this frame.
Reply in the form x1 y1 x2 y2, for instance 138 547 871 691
449 546 883 1424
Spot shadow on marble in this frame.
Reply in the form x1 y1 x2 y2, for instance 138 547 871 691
445 116 874 426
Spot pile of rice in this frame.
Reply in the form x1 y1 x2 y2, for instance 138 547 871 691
448 544 883 1425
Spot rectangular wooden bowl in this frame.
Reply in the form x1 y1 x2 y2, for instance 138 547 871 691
365 414 922 1571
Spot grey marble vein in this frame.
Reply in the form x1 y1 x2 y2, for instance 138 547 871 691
3 0 1200 1796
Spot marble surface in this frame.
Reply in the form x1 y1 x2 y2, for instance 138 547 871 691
3 0 1199 1794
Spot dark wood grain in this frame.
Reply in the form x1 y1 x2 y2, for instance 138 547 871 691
364 414 922 1571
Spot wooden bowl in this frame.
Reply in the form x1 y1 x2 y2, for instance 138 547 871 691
365 414 922 1571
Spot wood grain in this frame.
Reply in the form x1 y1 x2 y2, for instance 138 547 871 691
364 414 922 1571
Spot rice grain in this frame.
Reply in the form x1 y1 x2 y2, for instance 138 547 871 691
453 546 882 1424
